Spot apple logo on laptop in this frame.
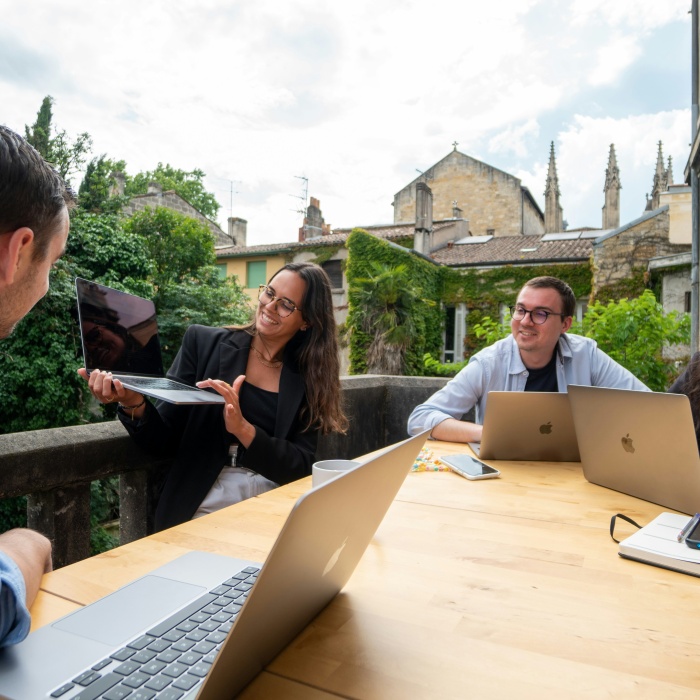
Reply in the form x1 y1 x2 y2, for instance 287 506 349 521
323 537 348 577
621 434 635 453
539 422 553 435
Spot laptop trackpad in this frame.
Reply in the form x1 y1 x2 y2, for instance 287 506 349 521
53 575 205 647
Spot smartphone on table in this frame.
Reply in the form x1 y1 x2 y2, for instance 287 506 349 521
439 453 500 480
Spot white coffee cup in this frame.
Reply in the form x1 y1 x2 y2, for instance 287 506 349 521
312 459 361 488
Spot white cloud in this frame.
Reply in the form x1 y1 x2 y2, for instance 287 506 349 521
0 0 692 243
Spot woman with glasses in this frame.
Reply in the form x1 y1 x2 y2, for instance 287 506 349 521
79 262 347 530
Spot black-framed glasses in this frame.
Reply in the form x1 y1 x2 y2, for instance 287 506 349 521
509 305 566 325
258 285 299 318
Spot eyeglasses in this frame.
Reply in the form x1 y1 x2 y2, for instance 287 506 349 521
258 285 299 318
509 305 566 325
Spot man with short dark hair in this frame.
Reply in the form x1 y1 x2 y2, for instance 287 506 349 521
408 276 649 444
0 124 75 646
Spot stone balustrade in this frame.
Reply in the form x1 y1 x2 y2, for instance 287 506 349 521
0 375 453 568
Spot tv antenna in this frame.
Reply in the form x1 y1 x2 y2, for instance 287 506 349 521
290 175 309 215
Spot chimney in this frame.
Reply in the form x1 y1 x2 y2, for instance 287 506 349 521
414 182 433 254
147 181 163 195
109 171 126 197
228 217 247 247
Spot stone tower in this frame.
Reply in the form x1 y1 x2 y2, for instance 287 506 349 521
650 141 668 210
544 142 563 233
667 155 674 186
601 144 621 230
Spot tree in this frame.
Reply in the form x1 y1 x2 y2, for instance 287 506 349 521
574 290 690 391
123 207 216 287
126 163 220 220
349 262 426 375
24 95 92 185
78 156 129 214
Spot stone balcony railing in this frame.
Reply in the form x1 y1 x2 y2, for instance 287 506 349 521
0 375 453 569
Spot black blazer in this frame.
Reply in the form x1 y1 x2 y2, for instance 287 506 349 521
119 325 318 530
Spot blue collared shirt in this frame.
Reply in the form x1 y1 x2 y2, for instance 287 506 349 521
407 333 650 435
0 550 31 647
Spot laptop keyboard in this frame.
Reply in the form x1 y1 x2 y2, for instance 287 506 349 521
117 376 195 391
50 566 260 700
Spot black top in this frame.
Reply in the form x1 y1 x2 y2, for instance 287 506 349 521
238 382 278 440
524 350 558 392
118 326 317 530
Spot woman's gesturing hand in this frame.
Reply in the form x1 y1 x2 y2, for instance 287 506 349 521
196 375 256 447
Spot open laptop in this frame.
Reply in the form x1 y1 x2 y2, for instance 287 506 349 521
0 430 428 700
76 278 224 404
568 384 700 515
470 391 580 462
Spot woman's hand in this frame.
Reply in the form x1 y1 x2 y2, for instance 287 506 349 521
77 368 146 417
197 374 256 447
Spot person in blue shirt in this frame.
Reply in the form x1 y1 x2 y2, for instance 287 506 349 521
0 124 76 646
408 276 649 443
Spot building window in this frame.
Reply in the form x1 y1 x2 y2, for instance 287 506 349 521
246 261 267 289
443 303 467 363
322 260 343 289
216 264 227 280
686 291 692 313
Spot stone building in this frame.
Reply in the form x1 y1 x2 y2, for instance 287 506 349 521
391 146 545 237
112 176 233 248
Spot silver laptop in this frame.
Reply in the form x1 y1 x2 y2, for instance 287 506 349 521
568 384 700 515
470 391 580 462
76 278 224 405
0 430 428 700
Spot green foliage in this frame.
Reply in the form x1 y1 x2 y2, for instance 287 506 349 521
155 268 251 367
350 261 429 374
0 264 90 432
593 269 648 305
126 163 220 220
346 230 442 375
124 208 216 286
422 353 468 377
78 156 130 214
573 290 690 391
0 497 27 532
24 95 92 185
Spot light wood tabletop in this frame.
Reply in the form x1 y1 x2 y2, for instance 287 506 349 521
31 440 700 699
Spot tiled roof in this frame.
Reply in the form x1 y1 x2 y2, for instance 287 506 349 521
215 222 425 258
432 234 594 267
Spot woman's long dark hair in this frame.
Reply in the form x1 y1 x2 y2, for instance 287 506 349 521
237 262 348 435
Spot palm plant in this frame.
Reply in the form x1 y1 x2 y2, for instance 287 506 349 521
350 262 423 375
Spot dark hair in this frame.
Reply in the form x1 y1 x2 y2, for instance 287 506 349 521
237 262 347 435
522 276 576 317
0 125 76 260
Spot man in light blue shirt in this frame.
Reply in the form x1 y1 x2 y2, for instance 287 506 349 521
0 124 75 645
408 276 649 444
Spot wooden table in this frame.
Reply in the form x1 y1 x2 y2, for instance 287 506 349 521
32 441 700 699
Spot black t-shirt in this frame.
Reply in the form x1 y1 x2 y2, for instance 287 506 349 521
524 351 558 392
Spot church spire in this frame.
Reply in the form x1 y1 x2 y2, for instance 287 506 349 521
650 141 667 209
602 144 621 229
544 141 563 233
666 155 674 186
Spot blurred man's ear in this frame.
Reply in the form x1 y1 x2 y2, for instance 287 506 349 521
0 228 34 286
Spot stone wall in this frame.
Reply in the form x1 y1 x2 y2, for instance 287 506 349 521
393 151 543 237
593 208 689 292
122 191 230 247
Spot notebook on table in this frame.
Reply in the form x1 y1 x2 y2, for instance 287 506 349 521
568 384 700 515
75 278 224 405
0 430 428 700
469 391 580 462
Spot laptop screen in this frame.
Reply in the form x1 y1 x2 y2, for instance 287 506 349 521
76 278 165 376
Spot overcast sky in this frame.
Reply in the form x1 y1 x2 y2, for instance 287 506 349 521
0 0 692 245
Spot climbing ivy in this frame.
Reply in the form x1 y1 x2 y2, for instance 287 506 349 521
346 230 443 375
